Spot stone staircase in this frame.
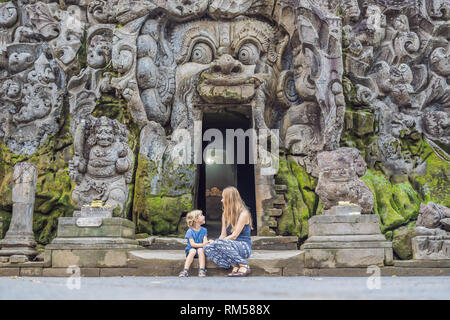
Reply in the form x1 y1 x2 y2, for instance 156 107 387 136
266 184 288 234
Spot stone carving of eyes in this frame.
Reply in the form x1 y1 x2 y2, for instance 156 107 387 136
190 42 213 64
238 42 259 65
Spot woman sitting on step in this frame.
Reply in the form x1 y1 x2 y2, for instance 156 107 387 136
204 186 253 277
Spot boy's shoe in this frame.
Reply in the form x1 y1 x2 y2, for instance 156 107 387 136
198 268 207 277
179 269 189 277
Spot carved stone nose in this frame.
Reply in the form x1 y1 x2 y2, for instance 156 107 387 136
211 54 242 74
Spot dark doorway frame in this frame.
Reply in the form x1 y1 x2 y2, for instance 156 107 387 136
197 111 257 237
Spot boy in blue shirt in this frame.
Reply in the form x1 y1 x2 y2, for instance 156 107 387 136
179 210 212 277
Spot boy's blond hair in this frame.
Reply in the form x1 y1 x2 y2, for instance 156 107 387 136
186 210 203 228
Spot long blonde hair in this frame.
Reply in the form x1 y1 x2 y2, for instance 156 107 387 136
222 186 253 231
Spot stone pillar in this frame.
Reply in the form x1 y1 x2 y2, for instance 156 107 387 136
0 163 38 261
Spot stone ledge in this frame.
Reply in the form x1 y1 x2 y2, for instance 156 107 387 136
127 250 304 276
394 260 450 268
0 261 44 268
302 241 392 249
308 214 380 224
304 267 450 277
138 236 299 250
47 238 141 248
304 235 387 243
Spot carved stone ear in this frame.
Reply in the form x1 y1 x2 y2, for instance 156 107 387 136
276 70 301 109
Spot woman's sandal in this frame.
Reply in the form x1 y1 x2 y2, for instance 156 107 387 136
198 268 207 277
230 265 251 277
227 266 239 277
178 269 189 277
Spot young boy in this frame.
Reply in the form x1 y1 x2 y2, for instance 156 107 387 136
178 210 212 277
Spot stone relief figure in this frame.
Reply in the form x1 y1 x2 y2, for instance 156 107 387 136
283 5 345 172
0 1 18 49
69 116 133 216
0 44 63 155
68 25 114 127
412 202 450 259
16 2 85 73
315 147 374 214
427 0 450 20
378 14 420 65
137 17 175 127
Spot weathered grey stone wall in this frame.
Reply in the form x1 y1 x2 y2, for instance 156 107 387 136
0 1 447 260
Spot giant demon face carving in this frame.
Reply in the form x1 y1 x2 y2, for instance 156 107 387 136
172 18 279 105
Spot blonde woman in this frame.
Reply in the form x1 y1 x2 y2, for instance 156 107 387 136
204 186 252 277
179 210 209 277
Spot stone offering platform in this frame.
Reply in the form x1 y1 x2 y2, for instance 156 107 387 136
302 214 393 268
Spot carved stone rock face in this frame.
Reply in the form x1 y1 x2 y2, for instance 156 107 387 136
315 147 374 213
165 17 280 129
171 18 278 105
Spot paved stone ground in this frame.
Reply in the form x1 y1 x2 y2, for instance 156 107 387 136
1 276 450 300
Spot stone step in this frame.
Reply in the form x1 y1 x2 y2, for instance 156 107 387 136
138 236 299 250
268 208 283 217
274 184 287 193
127 249 305 276
272 194 286 206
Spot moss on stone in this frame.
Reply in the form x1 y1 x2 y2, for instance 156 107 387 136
0 101 76 245
392 225 415 260
411 151 450 207
133 153 194 236
274 155 319 239
362 170 407 232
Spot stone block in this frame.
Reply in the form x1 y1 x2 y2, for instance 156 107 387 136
252 236 298 250
0 257 9 263
137 236 156 247
309 222 381 236
99 268 138 277
51 249 130 268
323 204 362 215
9 255 28 264
304 248 385 268
412 236 450 260
56 218 135 239
42 268 100 277
0 268 20 277
20 267 43 277
394 260 450 268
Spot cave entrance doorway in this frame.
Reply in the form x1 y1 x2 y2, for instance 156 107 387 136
197 112 257 238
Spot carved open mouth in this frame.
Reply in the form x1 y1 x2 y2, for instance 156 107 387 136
202 73 262 86
196 72 264 104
